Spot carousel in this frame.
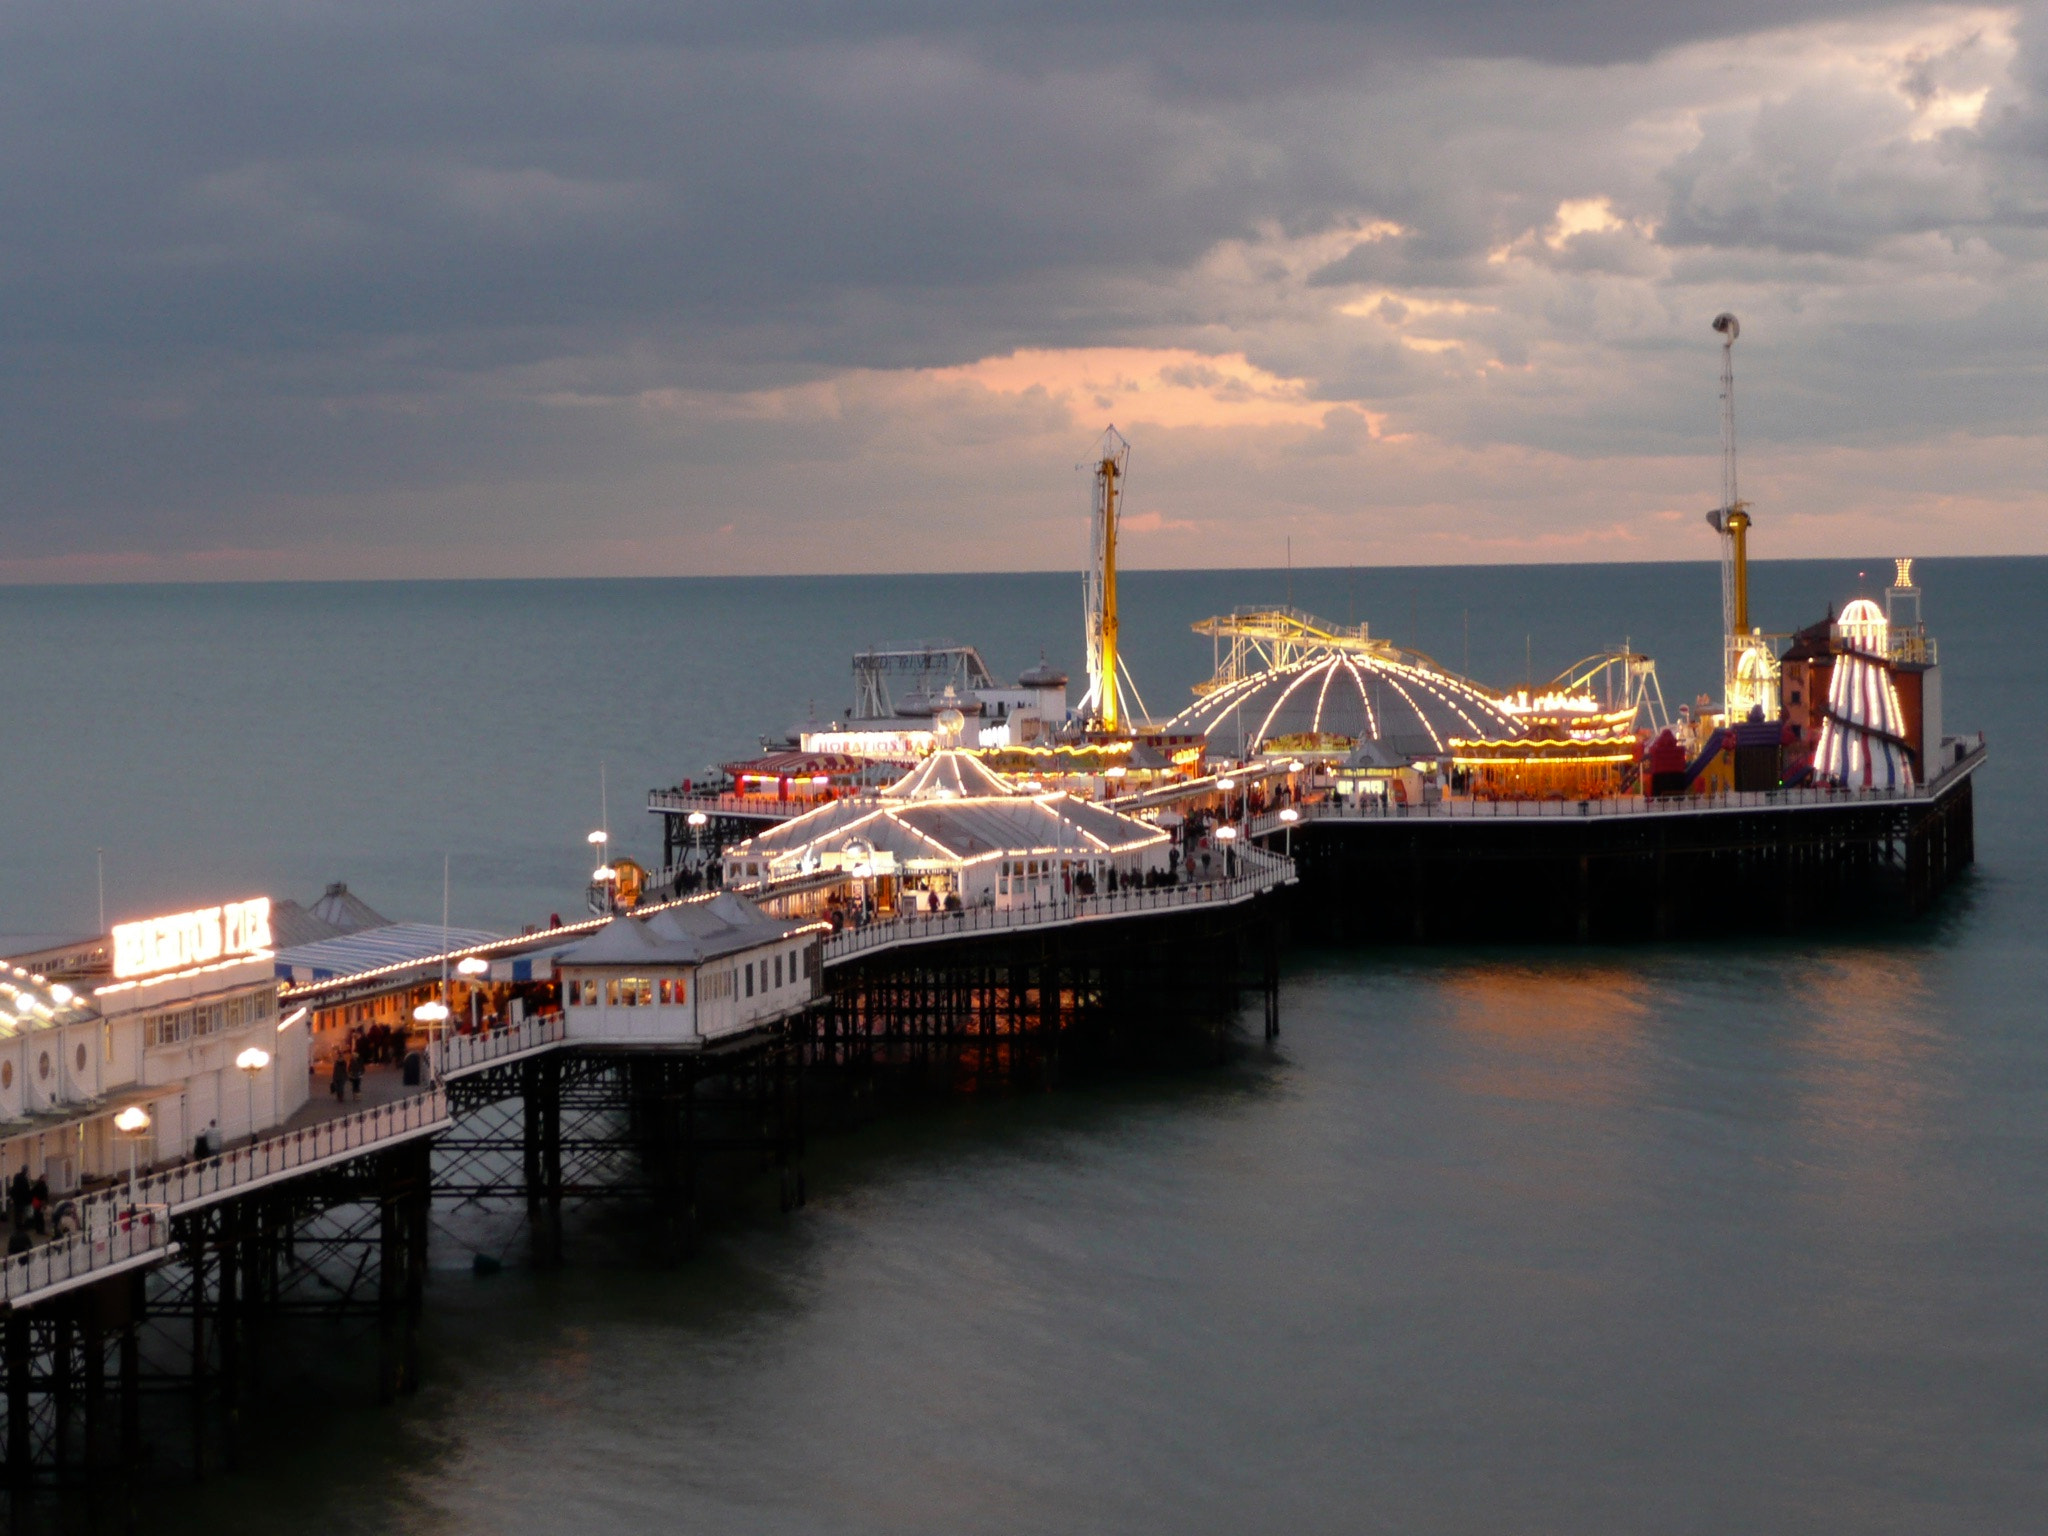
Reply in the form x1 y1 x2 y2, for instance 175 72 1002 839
719 740 1172 915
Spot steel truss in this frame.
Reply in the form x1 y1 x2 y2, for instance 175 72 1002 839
0 1139 431 1504
808 900 1283 1092
435 1036 802 1264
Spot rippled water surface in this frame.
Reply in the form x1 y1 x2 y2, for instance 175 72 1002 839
2 559 2042 1534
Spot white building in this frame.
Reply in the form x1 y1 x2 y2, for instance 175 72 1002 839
556 893 824 1047
0 896 311 1194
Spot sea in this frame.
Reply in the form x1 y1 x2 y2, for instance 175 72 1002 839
1 557 2043 1535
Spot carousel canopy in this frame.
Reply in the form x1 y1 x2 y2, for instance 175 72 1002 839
726 750 1165 875
1165 653 1518 760
879 751 1017 800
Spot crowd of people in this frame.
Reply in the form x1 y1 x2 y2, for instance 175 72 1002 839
325 1022 411 1102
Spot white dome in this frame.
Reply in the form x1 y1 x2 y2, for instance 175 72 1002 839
1163 654 1517 758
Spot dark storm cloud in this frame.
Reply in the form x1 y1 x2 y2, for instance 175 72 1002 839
0 0 2032 564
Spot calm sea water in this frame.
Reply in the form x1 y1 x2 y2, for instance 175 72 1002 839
3 559 2045 1533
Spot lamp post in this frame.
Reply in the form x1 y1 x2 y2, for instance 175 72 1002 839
1216 822 1238 880
1216 775 1241 866
1278 806 1300 859
458 955 489 1034
687 810 709 889
235 1047 270 1143
113 1104 150 1206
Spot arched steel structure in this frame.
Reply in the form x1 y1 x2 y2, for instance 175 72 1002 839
1165 608 1519 759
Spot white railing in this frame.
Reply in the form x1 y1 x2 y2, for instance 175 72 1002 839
432 1012 566 1078
0 1090 450 1308
1244 746 1986 833
647 790 813 820
821 850 1293 965
122 1090 448 1216
0 1206 173 1306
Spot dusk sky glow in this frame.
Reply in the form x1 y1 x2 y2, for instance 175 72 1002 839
5 1 2047 580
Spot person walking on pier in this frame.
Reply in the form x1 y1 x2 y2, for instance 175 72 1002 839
348 1051 364 1100
330 1054 347 1103
7 1166 28 1233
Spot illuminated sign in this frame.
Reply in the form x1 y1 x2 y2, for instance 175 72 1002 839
800 729 932 760
112 898 273 980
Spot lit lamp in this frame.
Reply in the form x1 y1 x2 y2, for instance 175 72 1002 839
1278 806 1300 858
113 1104 150 1200
235 1046 270 1142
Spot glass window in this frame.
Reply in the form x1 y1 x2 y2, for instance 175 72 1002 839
673 976 687 1005
606 979 620 1007
637 979 652 1006
774 955 783 988
745 964 753 998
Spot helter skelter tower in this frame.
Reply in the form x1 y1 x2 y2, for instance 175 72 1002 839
1703 313 1780 722
1079 426 1135 732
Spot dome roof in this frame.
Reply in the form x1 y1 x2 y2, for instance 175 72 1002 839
1164 654 1518 759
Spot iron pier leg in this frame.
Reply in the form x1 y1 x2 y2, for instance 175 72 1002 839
83 1300 104 1489
6 1310 30 1497
188 1215 209 1480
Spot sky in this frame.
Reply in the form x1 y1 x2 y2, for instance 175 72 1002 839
2 0 2045 579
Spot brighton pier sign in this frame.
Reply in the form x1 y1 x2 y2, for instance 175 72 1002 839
111 897 274 981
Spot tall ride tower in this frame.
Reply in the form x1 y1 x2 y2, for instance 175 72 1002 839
1080 427 1132 732
1704 313 1779 721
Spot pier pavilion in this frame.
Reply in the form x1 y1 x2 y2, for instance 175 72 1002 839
0 896 309 1197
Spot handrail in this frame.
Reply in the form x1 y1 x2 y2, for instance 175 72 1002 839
1245 743 1986 832
432 1012 566 1078
0 1206 173 1307
0 1087 450 1308
820 850 1293 965
646 790 814 819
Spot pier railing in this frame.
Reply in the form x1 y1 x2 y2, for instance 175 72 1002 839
821 848 1293 965
0 1090 450 1309
125 1091 448 1217
647 790 813 822
1247 748 1986 834
0 1206 172 1308
432 1011 566 1079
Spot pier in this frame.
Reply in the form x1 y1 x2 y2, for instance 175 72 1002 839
0 850 1295 1502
